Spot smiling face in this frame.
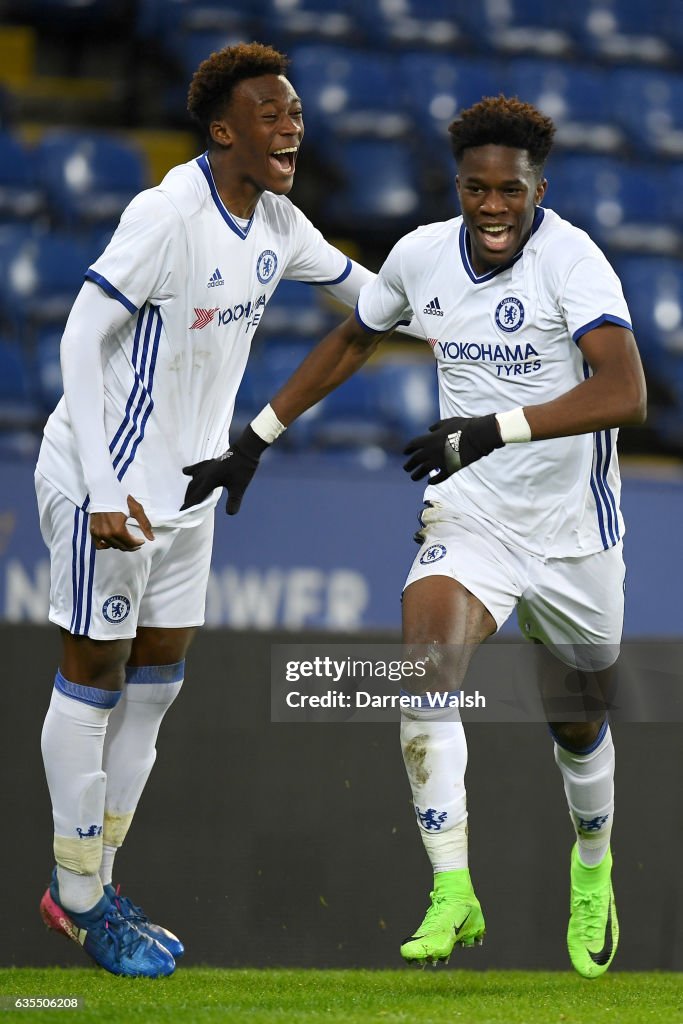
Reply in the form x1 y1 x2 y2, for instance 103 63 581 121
209 73 303 213
456 144 547 276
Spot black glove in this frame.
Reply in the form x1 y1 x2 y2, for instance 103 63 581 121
181 425 269 515
403 414 503 484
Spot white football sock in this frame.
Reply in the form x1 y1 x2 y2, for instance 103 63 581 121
41 672 121 913
100 662 184 884
98 844 117 890
553 722 614 867
401 698 469 872
421 819 469 874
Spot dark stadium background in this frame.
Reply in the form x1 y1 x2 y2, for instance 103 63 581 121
0 0 681 971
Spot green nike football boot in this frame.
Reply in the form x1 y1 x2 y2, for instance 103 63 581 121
400 869 485 965
567 845 619 979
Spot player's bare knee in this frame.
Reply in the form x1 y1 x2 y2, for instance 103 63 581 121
551 719 606 751
130 626 196 666
60 630 131 690
403 641 472 696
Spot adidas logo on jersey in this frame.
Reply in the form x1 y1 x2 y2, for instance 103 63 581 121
423 297 443 316
207 267 224 288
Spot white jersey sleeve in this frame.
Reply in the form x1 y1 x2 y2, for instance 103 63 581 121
559 253 632 344
280 204 425 339
283 203 352 286
60 282 133 514
316 258 373 310
355 239 414 332
85 189 183 313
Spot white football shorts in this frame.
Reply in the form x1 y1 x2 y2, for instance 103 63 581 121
36 472 214 640
404 502 625 670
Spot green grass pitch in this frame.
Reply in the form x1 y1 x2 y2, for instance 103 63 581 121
1 968 682 1023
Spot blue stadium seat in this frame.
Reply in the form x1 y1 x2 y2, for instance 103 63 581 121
0 133 45 221
667 163 683 235
137 0 251 52
173 0 257 30
229 362 264 437
0 232 89 335
310 370 393 450
396 55 501 209
237 346 439 453
290 45 410 139
35 330 64 412
0 339 43 429
669 0 683 51
456 0 575 58
308 357 439 451
244 342 321 448
257 279 335 340
167 27 254 81
0 428 41 460
354 0 466 51
35 131 147 230
323 139 420 231
508 60 625 155
0 223 41 265
614 255 683 447
374 359 439 440
266 0 360 46
613 257 683 370
608 69 683 160
545 156 678 256
570 0 673 65
0 225 43 331
398 55 505 146
250 341 312 392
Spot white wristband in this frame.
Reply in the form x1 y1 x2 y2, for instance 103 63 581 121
250 404 287 444
495 407 531 444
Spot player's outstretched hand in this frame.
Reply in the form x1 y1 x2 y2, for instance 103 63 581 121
403 414 504 484
181 425 269 515
90 495 155 552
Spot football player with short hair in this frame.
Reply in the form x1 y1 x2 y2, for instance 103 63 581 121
223 95 646 977
36 41 408 977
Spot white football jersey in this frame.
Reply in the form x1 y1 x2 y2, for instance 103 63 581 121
357 208 633 557
38 154 353 526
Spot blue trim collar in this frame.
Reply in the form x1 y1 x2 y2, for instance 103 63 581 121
197 152 255 240
459 207 545 284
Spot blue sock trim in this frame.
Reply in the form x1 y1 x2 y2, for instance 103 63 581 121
125 660 185 685
54 671 122 710
549 718 608 755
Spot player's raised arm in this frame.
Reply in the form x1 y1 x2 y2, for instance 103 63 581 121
523 323 646 439
182 234 415 515
316 260 426 342
403 321 647 484
180 312 391 514
270 312 389 424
